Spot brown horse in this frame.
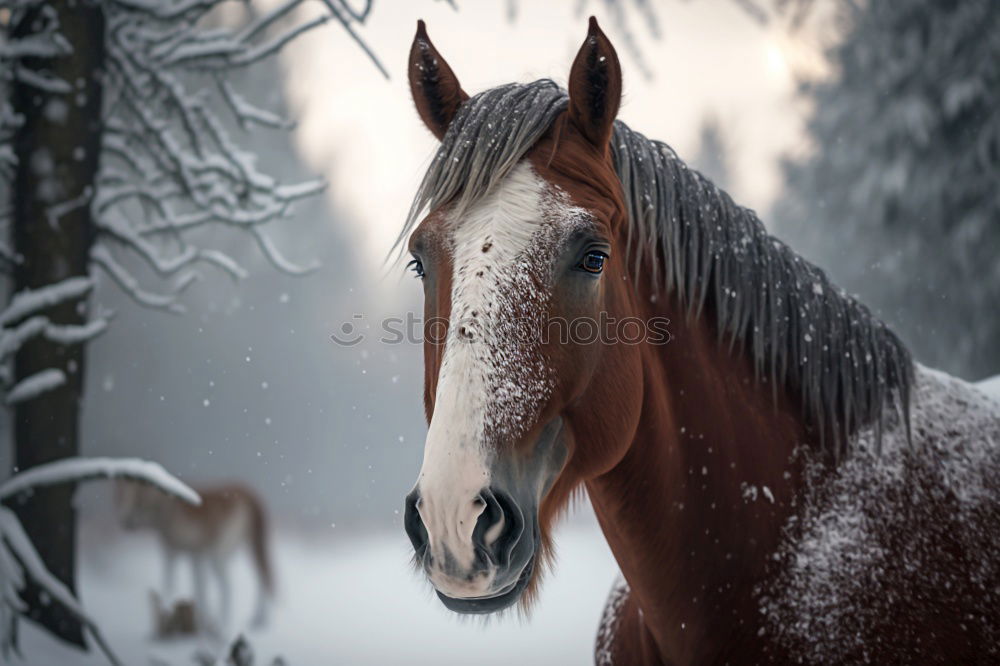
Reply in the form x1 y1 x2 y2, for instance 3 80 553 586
400 18 1000 665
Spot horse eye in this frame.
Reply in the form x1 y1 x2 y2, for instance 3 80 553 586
407 258 425 279
578 251 608 274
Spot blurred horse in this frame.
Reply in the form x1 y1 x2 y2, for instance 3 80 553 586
115 481 273 635
399 17 1000 664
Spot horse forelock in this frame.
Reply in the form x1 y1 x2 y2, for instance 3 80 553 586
397 80 569 254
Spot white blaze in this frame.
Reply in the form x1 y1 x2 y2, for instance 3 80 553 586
416 162 553 593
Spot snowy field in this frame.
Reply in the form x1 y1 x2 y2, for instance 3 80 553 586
18 518 618 666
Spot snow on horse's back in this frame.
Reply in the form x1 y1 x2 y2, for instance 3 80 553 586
976 373 1000 404
760 364 1000 662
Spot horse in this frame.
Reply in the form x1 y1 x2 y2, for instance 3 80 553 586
115 480 274 634
399 17 1000 664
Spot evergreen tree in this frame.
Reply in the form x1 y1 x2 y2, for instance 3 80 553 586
775 0 1000 379
692 115 733 193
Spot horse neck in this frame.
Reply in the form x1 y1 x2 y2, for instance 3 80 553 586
585 283 810 661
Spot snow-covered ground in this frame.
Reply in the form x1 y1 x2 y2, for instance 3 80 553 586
18 518 618 666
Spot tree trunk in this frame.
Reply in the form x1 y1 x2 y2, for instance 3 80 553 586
9 0 104 648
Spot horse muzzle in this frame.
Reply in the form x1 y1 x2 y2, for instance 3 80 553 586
404 485 538 614
404 417 566 614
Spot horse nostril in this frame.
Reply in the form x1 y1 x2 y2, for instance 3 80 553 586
472 488 524 568
404 490 429 557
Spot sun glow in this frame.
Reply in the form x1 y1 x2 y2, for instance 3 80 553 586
765 41 789 78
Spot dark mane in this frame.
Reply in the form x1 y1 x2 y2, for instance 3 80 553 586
401 79 913 456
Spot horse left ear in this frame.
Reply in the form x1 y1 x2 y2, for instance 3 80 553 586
567 17 622 151
409 20 469 141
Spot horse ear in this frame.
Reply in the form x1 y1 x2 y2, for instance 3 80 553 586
408 20 469 141
567 17 622 150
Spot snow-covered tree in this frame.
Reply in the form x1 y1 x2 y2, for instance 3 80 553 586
0 0 383 647
774 0 1000 379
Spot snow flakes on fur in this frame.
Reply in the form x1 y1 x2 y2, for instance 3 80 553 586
758 365 1000 663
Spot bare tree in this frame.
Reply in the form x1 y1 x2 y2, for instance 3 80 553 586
0 0 382 648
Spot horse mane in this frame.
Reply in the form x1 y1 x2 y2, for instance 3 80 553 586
400 79 913 457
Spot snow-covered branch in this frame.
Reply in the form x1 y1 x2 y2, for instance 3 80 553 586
91 244 197 313
0 507 121 665
0 458 199 663
0 276 109 401
87 0 385 305
252 226 320 276
219 79 293 130
5 368 66 406
42 317 111 345
0 457 201 505
0 314 110 363
0 277 94 327
0 30 72 60
320 0 388 78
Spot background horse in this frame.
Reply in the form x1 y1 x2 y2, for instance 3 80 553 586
115 480 274 634
401 18 1000 665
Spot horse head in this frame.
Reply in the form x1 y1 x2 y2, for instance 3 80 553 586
402 18 646 614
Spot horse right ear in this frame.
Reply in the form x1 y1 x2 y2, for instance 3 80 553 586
567 17 622 151
408 20 469 141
